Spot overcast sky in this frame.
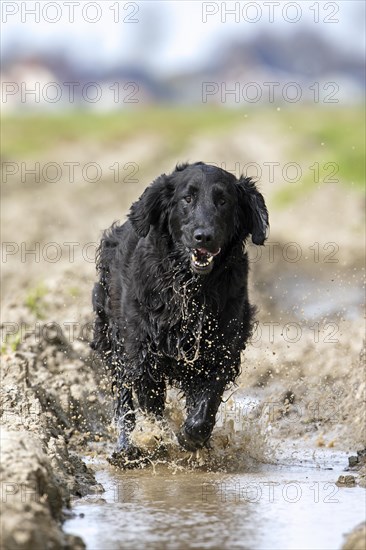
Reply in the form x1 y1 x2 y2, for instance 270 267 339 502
2 1 365 75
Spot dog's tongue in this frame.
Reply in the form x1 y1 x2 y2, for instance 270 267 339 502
196 248 220 257
196 248 210 259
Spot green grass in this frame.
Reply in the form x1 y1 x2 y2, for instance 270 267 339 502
1 108 243 159
24 283 48 319
273 106 365 207
67 286 81 298
1 331 21 354
2 106 364 206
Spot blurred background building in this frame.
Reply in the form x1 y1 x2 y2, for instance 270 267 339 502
1 0 365 112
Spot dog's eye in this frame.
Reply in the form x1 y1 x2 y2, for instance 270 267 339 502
218 198 226 206
184 195 192 203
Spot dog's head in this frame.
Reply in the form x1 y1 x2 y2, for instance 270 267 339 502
129 162 269 275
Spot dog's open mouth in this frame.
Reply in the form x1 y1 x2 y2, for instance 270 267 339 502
190 248 221 274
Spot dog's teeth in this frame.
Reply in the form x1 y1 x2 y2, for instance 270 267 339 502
191 250 215 269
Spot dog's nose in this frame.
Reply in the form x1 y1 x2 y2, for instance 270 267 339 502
193 230 212 244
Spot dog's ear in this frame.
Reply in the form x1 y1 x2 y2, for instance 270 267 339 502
175 162 189 172
129 174 174 237
175 161 204 172
236 176 269 245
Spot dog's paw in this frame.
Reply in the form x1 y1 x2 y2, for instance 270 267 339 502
107 445 146 469
177 427 208 452
108 440 170 468
151 440 169 459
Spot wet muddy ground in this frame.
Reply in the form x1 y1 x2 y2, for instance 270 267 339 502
64 457 366 550
1 112 365 549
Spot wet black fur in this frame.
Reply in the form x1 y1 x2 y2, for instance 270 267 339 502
91 162 269 458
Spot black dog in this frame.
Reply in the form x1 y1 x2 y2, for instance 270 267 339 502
92 162 268 463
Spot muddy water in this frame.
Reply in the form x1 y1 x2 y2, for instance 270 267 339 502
63 273 365 550
64 451 365 550
272 275 364 321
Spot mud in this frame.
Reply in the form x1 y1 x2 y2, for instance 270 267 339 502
1 119 365 549
0 324 107 549
63 459 366 550
343 523 366 550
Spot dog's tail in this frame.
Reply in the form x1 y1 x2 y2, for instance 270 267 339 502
91 224 126 389
91 279 109 351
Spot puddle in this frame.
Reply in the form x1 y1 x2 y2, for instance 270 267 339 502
62 276 365 549
271 275 364 320
64 452 365 550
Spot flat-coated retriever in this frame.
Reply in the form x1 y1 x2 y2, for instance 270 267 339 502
92 162 268 465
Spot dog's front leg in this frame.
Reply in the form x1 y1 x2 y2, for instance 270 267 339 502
108 386 141 466
178 379 227 451
134 374 166 418
115 386 135 451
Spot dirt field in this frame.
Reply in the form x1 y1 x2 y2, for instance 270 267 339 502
1 107 365 549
